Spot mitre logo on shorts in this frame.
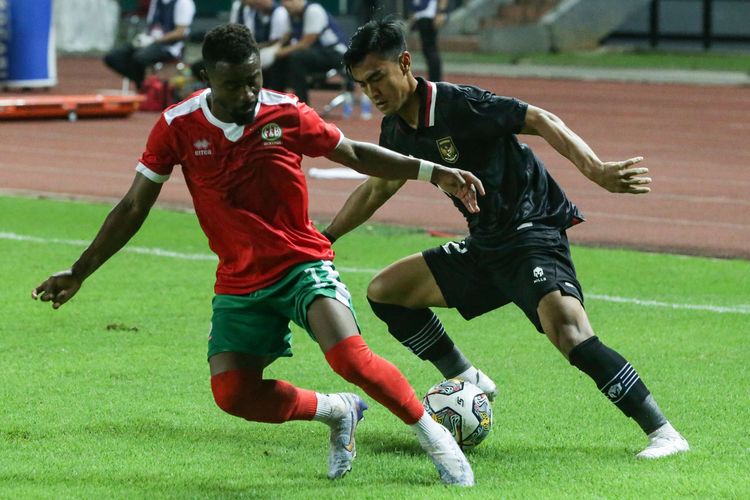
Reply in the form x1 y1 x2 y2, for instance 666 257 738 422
532 266 546 283
436 136 459 164
193 139 212 156
261 122 283 144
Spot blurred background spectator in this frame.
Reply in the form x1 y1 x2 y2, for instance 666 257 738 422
229 0 289 50
231 0 289 72
409 0 448 81
103 0 196 90
5 0 748 115
263 0 348 103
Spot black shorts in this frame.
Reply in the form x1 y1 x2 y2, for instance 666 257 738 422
422 230 584 333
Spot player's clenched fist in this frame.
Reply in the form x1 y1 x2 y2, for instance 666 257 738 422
32 269 82 309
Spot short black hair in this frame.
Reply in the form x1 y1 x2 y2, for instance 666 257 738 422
343 19 407 75
202 23 259 69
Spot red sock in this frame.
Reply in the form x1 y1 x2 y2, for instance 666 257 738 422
325 335 425 424
211 369 318 423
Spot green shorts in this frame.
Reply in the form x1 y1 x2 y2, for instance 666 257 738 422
207 260 358 360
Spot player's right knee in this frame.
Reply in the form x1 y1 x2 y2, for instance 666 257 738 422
366 271 394 304
367 298 453 361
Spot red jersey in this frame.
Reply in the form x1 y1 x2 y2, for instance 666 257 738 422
137 88 341 294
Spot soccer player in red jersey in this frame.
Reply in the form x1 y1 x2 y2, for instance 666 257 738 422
31 24 485 485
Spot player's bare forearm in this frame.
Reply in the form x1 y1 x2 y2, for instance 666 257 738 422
329 138 484 212
72 173 162 281
522 106 601 180
72 202 148 279
32 174 161 309
325 178 405 240
32 197 146 309
522 105 651 194
328 139 422 179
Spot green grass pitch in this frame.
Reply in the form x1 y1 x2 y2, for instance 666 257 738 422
1 195 748 498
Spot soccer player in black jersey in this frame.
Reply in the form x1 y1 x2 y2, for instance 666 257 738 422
323 19 689 459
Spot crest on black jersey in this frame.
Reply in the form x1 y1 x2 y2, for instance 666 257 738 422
437 136 459 164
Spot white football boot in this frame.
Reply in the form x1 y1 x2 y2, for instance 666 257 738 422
415 416 475 486
327 393 368 479
455 367 498 402
636 422 689 459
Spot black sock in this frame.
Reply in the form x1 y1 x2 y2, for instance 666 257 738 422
569 336 667 434
433 347 472 379
367 298 469 376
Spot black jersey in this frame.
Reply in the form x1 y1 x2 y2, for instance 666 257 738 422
379 78 584 247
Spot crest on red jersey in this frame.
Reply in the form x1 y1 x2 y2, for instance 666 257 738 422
261 123 283 144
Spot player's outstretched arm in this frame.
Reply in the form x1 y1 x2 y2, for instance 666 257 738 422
521 105 652 194
323 177 406 243
326 137 485 213
32 173 163 309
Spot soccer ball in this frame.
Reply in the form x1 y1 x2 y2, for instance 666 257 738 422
422 379 493 450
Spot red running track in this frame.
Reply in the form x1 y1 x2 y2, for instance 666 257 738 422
1 58 748 259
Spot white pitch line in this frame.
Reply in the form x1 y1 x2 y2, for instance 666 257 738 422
4 230 748 315
585 294 750 315
0 231 216 261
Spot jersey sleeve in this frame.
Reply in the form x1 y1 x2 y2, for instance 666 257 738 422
270 6 290 40
303 4 328 35
174 0 196 27
291 102 344 157
228 1 240 24
462 87 528 136
136 115 178 183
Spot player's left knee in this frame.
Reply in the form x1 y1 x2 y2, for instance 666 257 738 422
539 291 588 327
210 369 262 417
558 328 593 356
539 297 593 355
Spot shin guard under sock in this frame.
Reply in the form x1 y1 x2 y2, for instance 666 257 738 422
325 335 424 424
569 336 666 434
211 369 318 423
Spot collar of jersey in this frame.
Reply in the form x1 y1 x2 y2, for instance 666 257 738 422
415 77 437 129
199 89 261 142
396 78 436 132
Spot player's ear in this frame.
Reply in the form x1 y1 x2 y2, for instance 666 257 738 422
400 51 412 74
200 67 210 84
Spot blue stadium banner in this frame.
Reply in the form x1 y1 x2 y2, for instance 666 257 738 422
0 0 8 81
3 0 57 87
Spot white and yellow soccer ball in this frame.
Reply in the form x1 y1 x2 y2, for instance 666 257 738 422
422 379 493 450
